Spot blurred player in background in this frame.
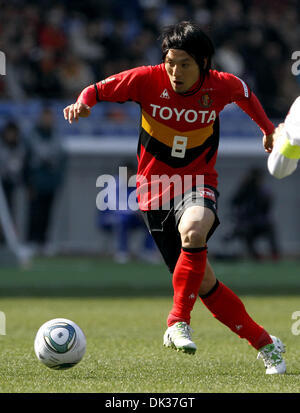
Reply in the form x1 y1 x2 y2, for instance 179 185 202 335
24 107 66 254
0 121 26 219
224 167 280 261
63 21 286 374
268 97 300 178
97 162 158 263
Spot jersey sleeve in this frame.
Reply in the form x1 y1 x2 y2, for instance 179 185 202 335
220 72 274 135
223 72 251 102
77 66 152 107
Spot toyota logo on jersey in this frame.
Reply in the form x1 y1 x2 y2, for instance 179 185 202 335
150 104 217 123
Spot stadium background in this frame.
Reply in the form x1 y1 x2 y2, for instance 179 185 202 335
1 0 300 261
0 0 300 394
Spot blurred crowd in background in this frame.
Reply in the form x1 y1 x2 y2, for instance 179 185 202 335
0 0 298 260
0 0 300 118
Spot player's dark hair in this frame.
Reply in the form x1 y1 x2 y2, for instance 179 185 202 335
161 21 214 77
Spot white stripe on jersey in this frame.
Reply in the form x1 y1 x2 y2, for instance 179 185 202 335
235 76 249 98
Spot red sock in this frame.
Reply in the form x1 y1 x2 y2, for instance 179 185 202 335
200 281 272 350
167 247 207 327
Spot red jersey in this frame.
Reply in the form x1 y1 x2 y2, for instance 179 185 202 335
78 64 274 210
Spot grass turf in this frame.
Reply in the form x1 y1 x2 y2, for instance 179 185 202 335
0 257 300 393
0 256 299 296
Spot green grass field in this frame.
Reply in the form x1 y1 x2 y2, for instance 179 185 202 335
0 257 300 393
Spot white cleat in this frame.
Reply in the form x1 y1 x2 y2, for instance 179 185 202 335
257 335 286 375
163 322 197 354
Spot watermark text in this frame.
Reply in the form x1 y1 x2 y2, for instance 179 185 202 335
0 51 6 76
291 311 300 335
291 51 300 76
96 167 206 213
0 311 6 335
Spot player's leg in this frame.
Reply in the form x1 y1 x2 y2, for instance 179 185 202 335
113 212 132 263
163 205 216 354
198 259 216 295
162 186 220 353
140 208 199 353
164 205 215 354
140 209 181 274
199 261 286 374
141 200 217 355
166 205 214 327
199 261 272 348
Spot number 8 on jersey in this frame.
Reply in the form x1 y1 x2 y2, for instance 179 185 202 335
171 136 188 158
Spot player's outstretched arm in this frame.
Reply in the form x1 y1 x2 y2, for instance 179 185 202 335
63 102 91 124
63 67 149 124
234 92 275 153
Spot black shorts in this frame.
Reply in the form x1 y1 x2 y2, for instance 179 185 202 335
141 185 220 273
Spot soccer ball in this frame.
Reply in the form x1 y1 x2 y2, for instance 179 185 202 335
34 318 86 370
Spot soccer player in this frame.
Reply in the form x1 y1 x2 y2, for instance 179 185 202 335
268 97 300 178
63 21 286 374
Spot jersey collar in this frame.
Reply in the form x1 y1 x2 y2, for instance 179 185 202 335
180 75 205 96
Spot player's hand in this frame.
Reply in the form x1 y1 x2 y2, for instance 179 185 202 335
263 131 275 153
63 102 91 124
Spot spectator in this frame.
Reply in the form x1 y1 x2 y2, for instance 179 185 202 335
24 107 66 252
0 0 299 115
0 121 26 220
34 50 64 99
214 38 245 77
38 6 67 53
224 167 280 260
58 53 95 99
